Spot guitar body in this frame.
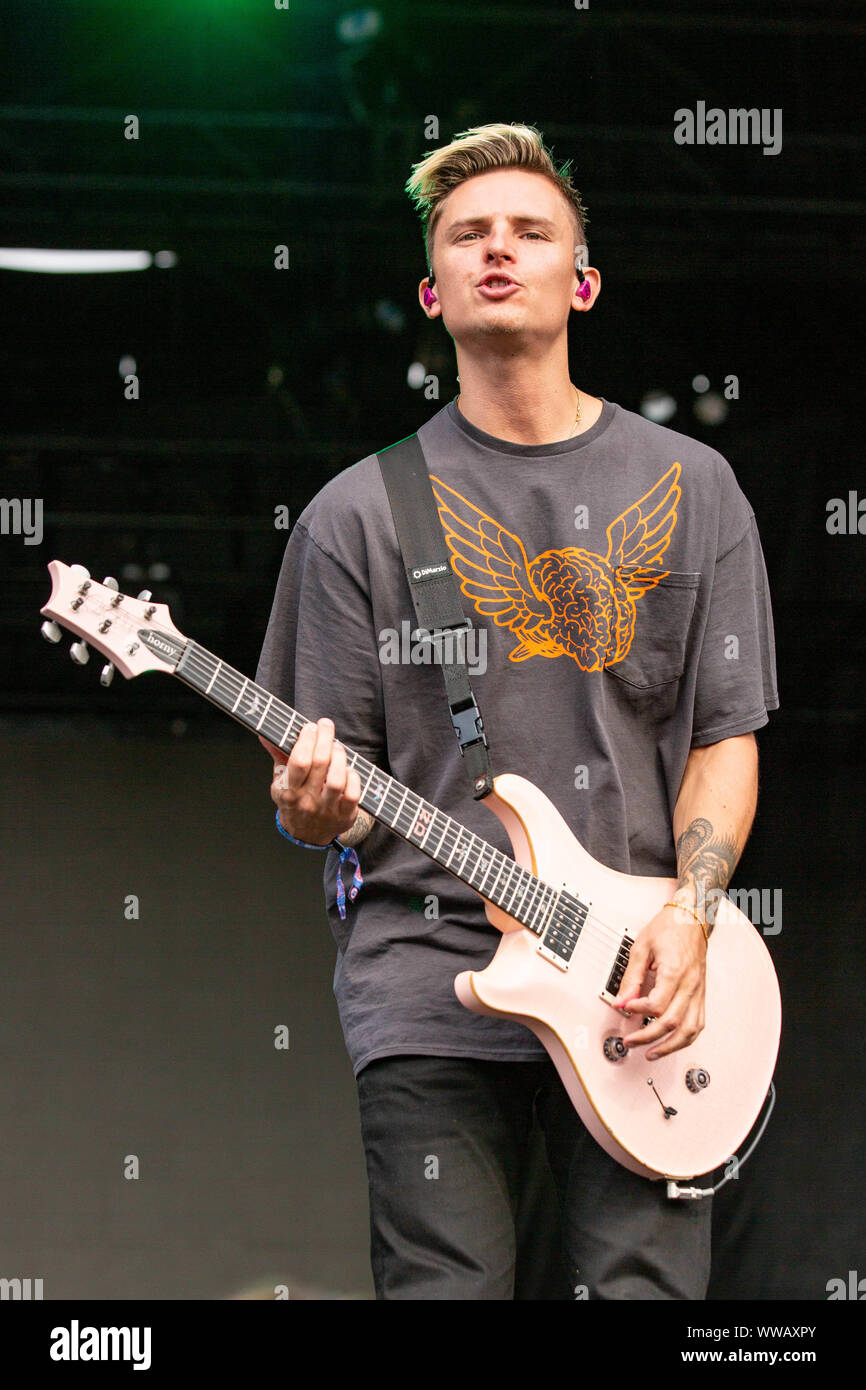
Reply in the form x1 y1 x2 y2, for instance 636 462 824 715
456 773 782 1180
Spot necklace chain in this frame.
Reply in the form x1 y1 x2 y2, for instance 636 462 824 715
455 385 582 437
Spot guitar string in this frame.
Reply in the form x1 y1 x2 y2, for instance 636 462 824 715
175 643 652 968
88 603 664 973
146 654 632 982
177 644 631 950
75 602 635 973
162 641 663 966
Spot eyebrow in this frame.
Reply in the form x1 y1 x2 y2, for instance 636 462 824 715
445 214 560 235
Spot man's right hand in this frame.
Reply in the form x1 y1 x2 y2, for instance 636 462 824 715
260 717 364 846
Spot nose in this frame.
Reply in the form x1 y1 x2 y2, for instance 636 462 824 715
483 222 517 262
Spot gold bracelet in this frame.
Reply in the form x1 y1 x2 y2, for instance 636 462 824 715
663 899 709 944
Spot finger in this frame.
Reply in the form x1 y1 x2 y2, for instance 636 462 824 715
319 738 351 810
329 756 363 814
307 717 336 793
626 978 701 1052
645 1000 705 1059
624 1014 677 1049
623 973 684 1045
283 718 325 794
622 983 674 1020
614 938 651 1007
624 955 686 1016
618 968 669 1017
331 762 366 835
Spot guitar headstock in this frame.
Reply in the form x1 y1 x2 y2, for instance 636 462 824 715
40 560 187 683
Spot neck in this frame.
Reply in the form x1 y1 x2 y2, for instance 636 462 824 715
172 636 588 949
453 350 603 445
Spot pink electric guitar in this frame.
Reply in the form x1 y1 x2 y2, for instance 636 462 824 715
41 560 781 1183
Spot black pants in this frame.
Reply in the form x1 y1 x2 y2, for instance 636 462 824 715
355 1054 713 1300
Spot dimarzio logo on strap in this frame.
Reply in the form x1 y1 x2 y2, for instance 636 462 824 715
410 563 449 579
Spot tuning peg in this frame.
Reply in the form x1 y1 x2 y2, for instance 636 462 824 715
41 620 62 643
69 564 90 582
136 589 152 601
70 640 90 665
102 576 119 591
100 662 115 687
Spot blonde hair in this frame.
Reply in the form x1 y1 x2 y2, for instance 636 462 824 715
405 121 589 271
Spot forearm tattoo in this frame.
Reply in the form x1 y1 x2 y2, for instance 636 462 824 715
337 808 374 848
675 817 741 937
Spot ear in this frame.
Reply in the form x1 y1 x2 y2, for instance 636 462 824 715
572 266 601 310
419 277 440 316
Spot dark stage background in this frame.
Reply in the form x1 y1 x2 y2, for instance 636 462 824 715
1 0 863 1302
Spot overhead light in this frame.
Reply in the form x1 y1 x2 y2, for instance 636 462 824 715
407 361 427 389
374 298 406 332
0 249 155 274
640 390 677 424
337 8 383 43
693 391 728 426
691 374 710 393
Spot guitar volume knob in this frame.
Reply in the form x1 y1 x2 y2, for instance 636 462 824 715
603 1035 628 1063
685 1068 710 1092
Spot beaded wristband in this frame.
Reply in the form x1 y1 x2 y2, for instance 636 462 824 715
275 808 364 920
663 898 709 944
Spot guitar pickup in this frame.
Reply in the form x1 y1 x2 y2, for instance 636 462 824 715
601 934 635 1010
537 939 570 972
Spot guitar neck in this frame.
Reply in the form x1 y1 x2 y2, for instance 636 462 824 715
174 637 567 937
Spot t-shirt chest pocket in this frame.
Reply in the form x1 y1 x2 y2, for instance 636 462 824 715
603 570 701 688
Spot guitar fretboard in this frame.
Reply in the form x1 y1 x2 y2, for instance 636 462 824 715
175 638 584 941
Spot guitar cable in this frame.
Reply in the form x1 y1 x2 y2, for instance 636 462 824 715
665 1081 777 1200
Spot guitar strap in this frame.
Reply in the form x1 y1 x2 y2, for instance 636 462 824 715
377 432 494 801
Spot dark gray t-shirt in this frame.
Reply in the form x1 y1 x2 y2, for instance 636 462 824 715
256 397 779 1076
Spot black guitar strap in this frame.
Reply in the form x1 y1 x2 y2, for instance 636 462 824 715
377 431 494 800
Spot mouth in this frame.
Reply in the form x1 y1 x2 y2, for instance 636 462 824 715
477 277 521 299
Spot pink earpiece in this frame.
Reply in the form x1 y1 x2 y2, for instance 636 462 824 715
577 281 591 302
423 287 436 306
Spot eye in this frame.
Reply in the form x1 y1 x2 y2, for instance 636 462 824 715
456 230 547 242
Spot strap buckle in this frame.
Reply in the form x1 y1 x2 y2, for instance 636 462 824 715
450 695 488 753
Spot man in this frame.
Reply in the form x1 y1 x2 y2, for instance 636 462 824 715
255 122 779 1300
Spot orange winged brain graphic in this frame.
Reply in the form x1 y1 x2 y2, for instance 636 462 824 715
428 464 682 670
